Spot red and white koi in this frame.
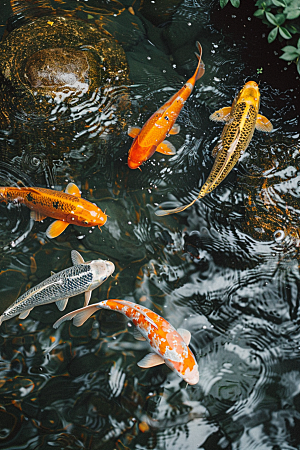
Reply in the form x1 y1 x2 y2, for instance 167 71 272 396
53 299 199 385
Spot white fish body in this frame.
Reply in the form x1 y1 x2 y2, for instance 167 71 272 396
0 250 115 325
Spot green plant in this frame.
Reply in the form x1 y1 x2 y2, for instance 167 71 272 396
218 0 300 75
220 0 240 7
280 37 300 73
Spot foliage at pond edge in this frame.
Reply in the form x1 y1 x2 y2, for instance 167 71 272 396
219 0 300 75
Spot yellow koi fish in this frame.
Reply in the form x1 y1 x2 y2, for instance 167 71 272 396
156 80 273 216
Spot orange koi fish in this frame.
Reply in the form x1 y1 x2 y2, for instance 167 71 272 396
156 80 273 215
127 42 205 169
0 182 107 238
53 299 199 385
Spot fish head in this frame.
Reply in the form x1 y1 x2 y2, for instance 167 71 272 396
128 157 142 170
90 259 115 285
83 207 108 228
238 80 260 109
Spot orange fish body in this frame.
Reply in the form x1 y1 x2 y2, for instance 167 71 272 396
0 182 107 238
128 42 205 169
53 299 199 385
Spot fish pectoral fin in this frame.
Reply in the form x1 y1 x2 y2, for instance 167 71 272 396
128 126 141 138
133 327 146 341
65 182 81 197
46 220 69 239
56 298 69 311
71 250 85 265
53 304 99 328
137 353 165 368
210 106 232 123
30 211 47 222
156 140 176 155
177 328 191 345
255 114 273 132
84 290 92 307
19 308 33 319
169 124 180 135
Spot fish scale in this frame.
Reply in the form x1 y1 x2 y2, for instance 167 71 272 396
1 265 93 322
0 250 115 325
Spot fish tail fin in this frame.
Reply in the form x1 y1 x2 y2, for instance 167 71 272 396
53 304 100 328
194 41 205 82
155 195 200 216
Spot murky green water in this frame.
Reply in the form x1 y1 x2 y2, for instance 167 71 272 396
0 0 300 448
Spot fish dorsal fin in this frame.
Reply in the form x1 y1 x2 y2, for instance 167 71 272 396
84 290 92 307
128 126 141 138
19 308 33 319
211 140 223 158
169 124 180 135
177 328 191 345
56 298 69 311
137 352 165 368
209 106 232 123
30 211 47 222
156 140 176 155
71 250 85 265
112 300 158 329
65 182 81 197
133 327 146 341
256 114 273 132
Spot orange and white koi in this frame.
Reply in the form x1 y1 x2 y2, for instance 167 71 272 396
156 80 273 216
127 41 205 169
53 299 199 385
0 182 107 238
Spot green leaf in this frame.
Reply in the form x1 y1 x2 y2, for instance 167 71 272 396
272 0 286 6
266 11 278 25
298 37 300 49
297 58 300 75
231 0 240 6
280 52 299 60
281 45 298 52
220 0 229 7
275 13 286 25
254 9 265 17
268 26 279 42
279 26 292 38
286 10 300 20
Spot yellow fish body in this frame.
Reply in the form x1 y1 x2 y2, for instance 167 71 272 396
156 81 273 216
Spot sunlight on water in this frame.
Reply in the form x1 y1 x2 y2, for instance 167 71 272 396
0 0 300 449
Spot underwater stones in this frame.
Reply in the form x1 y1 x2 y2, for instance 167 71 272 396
0 15 130 136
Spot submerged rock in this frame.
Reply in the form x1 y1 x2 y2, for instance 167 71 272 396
0 14 130 136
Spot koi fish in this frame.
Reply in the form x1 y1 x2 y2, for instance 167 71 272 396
0 182 107 238
127 41 205 169
156 80 273 216
0 250 115 325
53 299 199 385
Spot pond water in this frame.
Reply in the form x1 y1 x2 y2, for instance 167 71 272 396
0 0 300 449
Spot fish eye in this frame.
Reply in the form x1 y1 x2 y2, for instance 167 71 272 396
83 220 89 225
102 276 107 281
